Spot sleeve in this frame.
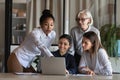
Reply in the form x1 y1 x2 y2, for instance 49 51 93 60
78 54 88 73
68 55 76 74
97 30 101 41
79 54 86 67
68 29 75 56
98 49 112 75
30 29 54 57
94 28 101 41
92 26 101 41
48 31 56 48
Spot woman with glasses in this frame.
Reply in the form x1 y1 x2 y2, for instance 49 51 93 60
69 9 100 72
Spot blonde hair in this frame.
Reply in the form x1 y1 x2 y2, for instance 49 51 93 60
76 9 93 26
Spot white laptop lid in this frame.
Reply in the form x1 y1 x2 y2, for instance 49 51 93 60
41 57 66 75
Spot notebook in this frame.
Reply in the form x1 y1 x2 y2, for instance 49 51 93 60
41 57 66 75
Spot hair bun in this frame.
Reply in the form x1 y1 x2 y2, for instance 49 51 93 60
42 9 51 15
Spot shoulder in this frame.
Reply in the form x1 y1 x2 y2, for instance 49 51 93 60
31 27 42 34
50 30 56 36
29 27 42 37
71 26 79 32
88 26 100 36
98 48 108 59
98 48 106 54
66 53 74 58
70 26 80 35
48 30 56 39
90 26 100 32
52 50 59 56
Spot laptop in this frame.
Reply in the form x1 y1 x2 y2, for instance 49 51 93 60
41 57 66 75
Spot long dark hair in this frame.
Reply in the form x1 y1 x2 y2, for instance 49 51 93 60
39 9 55 25
83 31 103 55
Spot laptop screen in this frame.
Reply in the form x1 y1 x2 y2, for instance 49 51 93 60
41 57 66 75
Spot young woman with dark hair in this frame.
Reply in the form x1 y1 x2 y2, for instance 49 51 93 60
7 9 56 72
78 31 112 75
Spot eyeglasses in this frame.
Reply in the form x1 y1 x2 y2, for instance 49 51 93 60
76 18 89 21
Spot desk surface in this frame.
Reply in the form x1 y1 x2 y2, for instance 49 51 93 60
0 73 119 80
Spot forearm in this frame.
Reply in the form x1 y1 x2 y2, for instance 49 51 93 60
99 63 112 75
38 45 53 57
79 67 95 75
31 32 53 57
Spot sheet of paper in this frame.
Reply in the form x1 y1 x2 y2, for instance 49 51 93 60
14 72 38 75
72 74 92 76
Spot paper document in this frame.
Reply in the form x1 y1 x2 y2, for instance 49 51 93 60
14 72 38 75
72 74 92 76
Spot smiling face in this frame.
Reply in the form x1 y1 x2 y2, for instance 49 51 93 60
41 17 54 35
82 37 93 51
58 38 70 55
76 13 90 31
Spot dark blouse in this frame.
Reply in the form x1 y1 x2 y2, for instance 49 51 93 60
52 50 76 74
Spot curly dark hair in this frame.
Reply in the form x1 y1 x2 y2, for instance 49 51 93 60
39 9 55 25
59 34 72 45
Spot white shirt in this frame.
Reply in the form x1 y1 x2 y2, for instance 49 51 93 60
13 28 56 68
69 25 100 55
79 48 112 75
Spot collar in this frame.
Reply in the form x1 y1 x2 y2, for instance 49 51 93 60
57 50 69 57
79 25 92 33
40 28 52 38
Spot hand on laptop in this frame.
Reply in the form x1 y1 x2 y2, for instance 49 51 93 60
65 69 69 74
49 54 54 57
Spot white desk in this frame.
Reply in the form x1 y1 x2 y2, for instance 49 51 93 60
0 73 119 80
